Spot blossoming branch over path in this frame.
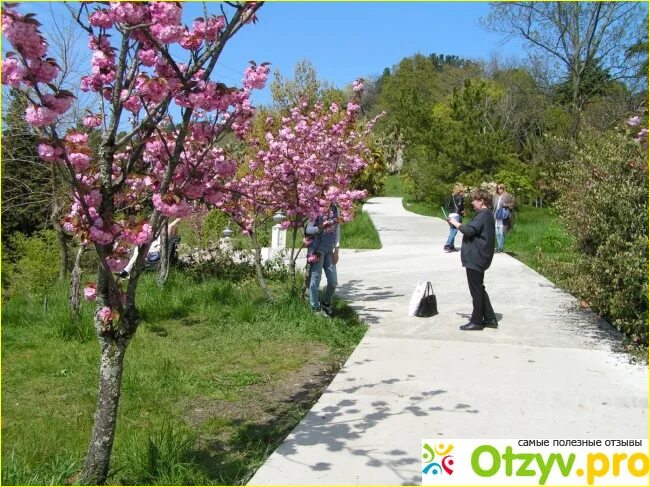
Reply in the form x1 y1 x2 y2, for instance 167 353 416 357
249 197 647 486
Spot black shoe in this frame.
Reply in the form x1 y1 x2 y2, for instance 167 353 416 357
320 302 334 317
450 246 458 252
444 245 453 253
482 319 499 328
495 248 503 253
460 322 484 331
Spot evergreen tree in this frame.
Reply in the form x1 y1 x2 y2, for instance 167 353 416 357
1 90 51 245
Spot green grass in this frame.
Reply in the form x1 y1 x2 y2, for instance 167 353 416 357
402 199 439 217
382 174 407 196
503 206 577 271
2 273 366 485
340 210 382 249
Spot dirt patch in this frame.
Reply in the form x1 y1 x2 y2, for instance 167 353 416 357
180 341 344 483
185 341 339 429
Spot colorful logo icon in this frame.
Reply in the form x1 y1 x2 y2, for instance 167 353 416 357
422 442 455 476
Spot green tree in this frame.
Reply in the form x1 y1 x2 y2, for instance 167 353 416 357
377 54 439 144
405 78 522 204
1 90 51 241
270 59 343 111
483 2 647 136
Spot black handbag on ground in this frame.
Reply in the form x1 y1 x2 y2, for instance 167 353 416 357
415 282 438 317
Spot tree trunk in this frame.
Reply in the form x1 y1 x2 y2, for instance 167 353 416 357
250 230 271 301
157 221 169 287
288 227 298 295
79 333 131 485
70 244 86 319
53 219 69 280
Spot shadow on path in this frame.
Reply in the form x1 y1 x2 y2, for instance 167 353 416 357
268 374 479 485
337 280 404 325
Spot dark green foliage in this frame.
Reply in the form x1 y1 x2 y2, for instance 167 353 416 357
553 61 613 107
555 129 648 345
1 91 51 243
403 77 524 205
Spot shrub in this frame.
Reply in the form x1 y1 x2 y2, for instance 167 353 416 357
5 230 60 298
555 129 648 345
178 246 288 283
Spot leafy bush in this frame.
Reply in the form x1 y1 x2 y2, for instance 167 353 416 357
5 230 60 298
178 246 288 283
351 144 387 197
555 129 648 346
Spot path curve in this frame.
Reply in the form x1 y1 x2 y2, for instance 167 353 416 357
249 197 647 486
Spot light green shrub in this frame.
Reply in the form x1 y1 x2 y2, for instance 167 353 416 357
6 230 60 298
555 129 648 346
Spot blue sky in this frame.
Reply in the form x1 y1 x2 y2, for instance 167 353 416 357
23 1 525 107
209 1 526 105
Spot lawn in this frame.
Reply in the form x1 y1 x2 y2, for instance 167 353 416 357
1 272 366 485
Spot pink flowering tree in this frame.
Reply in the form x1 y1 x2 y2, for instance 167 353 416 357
225 80 383 292
1 2 268 482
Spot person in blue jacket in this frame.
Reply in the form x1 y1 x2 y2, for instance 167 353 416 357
305 204 340 317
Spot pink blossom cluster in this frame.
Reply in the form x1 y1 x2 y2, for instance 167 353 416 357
84 283 97 301
81 35 116 92
121 221 153 246
1 4 47 60
83 114 103 129
180 15 225 49
226 84 381 236
141 127 242 217
1 55 60 88
243 62 271 90
98 306 113 324
2 7 75 129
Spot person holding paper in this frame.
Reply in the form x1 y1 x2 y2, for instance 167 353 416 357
448 189 498 331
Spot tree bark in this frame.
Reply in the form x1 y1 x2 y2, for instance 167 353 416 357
70 244 86 319
53 218 69 280
79 333 130 485
250 229 271 301
288 226 304 298
157 221 169 287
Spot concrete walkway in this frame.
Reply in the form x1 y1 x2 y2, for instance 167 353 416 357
249 197 647 486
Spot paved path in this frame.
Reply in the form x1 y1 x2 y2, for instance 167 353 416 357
249 197 647 486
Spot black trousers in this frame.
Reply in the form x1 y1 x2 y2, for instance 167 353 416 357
466 268 496 325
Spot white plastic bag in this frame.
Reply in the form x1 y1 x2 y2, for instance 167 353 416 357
408 281 428 316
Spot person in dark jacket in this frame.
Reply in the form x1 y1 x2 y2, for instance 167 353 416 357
448 189 498 330
443 184 465 252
